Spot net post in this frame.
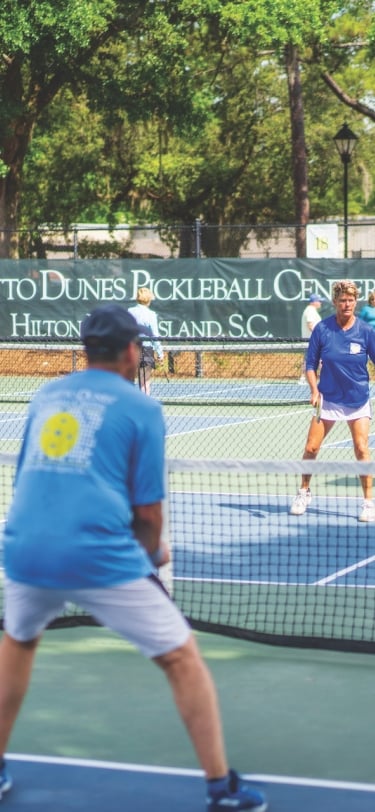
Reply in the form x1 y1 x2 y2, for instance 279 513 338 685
195 350 203 377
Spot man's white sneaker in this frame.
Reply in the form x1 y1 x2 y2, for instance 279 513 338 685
290 488 312 516
359 499 375 522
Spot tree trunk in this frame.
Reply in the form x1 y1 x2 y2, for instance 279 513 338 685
0 55 36 258
0 168 22 258
285 44 310 258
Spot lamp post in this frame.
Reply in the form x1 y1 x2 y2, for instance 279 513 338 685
333 122 358 258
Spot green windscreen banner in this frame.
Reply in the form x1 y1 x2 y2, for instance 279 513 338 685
0 258 374 339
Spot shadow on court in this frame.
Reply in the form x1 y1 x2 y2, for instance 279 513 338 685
4 757 375 811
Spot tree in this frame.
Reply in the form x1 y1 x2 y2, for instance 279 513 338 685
320 0 375 121
0 0 147 257
8 0 375 260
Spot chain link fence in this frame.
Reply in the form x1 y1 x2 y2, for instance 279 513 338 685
2 219 375 259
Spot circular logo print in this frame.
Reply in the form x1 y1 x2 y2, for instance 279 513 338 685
40 412 80 458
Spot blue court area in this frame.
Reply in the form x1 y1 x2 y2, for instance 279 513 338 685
4 375 375 406
4 757 375 811
0 414 25 440
153 378 375 404
171 491 375 588
0 377 311 407
152 379 311 404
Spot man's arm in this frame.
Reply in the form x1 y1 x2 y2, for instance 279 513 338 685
132 502 170 566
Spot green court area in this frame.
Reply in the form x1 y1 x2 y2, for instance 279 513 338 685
164 402 310 459
1 344 375 799
173 582 375 650
164 400 375 460
8 626 375 786
0 376 46 403
2 397 373 460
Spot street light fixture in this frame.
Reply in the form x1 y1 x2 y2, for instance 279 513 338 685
333 122 359 258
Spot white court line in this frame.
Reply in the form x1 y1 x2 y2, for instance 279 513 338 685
6 753 202 776
172 575 375 588
0 416 26 424
168 420 252 438
314 554 375 585
249 774 375 793
6 755 375 792
173 576 313 586
324 431 375 450
170 489 358 499
170 490 375 587
168 408 310 437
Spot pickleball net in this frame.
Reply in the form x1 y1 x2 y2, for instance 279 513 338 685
1 454 375 653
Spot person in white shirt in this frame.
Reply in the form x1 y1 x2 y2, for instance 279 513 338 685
128 287 164 394
298 293 324 383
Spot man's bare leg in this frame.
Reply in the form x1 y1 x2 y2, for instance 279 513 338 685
155 634 228 779
0 633 40 755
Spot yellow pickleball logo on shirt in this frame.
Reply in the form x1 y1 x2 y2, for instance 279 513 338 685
39 412 80 458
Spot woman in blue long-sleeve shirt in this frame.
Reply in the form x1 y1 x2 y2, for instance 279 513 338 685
290 279 375 522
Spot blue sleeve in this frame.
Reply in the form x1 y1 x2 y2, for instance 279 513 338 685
128 403 166 506
305 324 322 372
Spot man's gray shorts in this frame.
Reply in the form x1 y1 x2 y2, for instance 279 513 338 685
4 575 191 658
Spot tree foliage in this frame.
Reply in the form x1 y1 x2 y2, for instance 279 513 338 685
1 0 375 258
0 0 146 255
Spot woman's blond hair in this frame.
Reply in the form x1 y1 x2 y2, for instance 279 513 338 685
136 287 154 306
368 290 375 306
332 280 359 301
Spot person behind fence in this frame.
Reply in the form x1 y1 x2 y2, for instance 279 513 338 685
359 290 375 329
298 293 324 384
0 304 267 812
128 287 164 394
290 279 375 523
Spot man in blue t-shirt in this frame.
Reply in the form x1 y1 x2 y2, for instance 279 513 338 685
0 304 267 812
291 280 375 522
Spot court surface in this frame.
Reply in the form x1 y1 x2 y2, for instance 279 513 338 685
171 491 375 587
3 403 375 460
4 756 375 811
0 376 375 807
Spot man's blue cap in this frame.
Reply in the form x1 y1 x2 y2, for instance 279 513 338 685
81 304 151 353
309 294 324 303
